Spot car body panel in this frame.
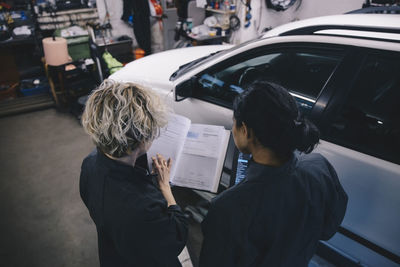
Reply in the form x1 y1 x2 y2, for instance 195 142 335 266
315 141 400 256
110 45 232 90
325 234 399 267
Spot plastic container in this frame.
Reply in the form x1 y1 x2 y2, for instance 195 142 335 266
20 78 50 96
67 36 90 61
97 36 133 63
134 48 145 60
209 29 217 36
54 28 91 61
186 18 193 32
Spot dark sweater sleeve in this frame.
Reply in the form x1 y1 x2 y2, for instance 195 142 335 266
79 159 88 207
320 157 349 240
112 196 188 265
200 200 236 267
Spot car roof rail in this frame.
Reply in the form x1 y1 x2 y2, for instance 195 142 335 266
347 5 400 14
261 14 400 41
279 25 400 36
276 25 400 43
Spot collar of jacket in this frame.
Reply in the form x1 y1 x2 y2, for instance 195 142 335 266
96 148 151 179
245 153 298 183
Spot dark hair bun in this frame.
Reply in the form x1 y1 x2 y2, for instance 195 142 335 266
233 80 320 158
295 118 320 154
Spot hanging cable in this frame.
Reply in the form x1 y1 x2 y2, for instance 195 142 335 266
256 0 263 32
295 0 302 11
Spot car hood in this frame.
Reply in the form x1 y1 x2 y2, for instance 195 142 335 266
109 45 232 88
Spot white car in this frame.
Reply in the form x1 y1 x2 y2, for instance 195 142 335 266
110 14 400 267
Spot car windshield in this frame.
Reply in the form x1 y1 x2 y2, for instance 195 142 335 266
169 39 258 81
169 51 224 81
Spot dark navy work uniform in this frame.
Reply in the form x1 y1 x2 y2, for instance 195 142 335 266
80 149 188 267
200 153 348 267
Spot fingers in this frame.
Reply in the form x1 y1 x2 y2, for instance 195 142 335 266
152 157 160 169
156 153 165 163
167 158 172 168
151 161 155 174
152 154 169 171
152 154 172 188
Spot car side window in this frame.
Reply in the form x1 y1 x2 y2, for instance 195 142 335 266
326 54 400 164
196 49 343 115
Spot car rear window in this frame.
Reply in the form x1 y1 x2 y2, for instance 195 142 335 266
326 53 400 164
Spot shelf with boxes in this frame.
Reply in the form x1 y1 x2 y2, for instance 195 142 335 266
205 0 237 13
181 2 237 45
44 59 97 108
206 7 236 14
36 8 99 31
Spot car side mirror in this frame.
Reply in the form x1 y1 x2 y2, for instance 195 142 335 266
175 76 197 102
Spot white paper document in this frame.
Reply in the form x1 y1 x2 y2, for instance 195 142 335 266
147 113 230 193
183 124 225 158
147 114 190 179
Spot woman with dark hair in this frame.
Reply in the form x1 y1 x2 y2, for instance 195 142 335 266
200 80 348 267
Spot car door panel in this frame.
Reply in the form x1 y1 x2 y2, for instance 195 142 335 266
315 141 400 256
317 50 400 265
326 233 399 267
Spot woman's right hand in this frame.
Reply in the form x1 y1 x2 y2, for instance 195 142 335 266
152 153 173 190
152 154 176 206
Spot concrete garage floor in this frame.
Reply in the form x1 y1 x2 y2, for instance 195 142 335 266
0 108 333 267
0 108 98 267
0 108 194 267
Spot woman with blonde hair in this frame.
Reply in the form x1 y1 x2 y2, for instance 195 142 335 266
80 79 188 267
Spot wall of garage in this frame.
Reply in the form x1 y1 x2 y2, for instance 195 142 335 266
95 0 137 46
230 0 366 44
95 0 366 49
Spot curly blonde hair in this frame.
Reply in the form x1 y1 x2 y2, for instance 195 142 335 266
81 79 168 158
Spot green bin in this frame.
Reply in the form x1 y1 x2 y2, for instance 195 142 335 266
54 29 91 61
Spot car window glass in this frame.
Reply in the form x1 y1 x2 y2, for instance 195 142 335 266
196 49 343 115
326 54 400 164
